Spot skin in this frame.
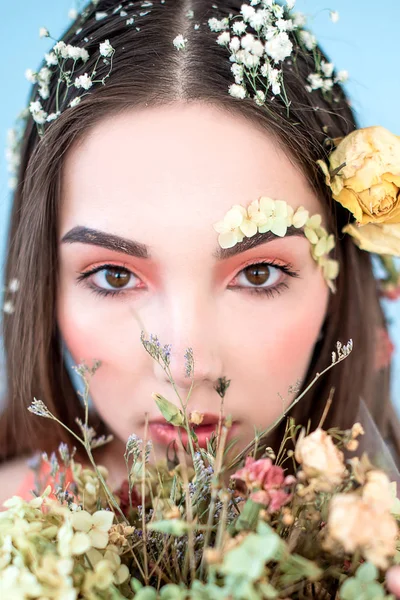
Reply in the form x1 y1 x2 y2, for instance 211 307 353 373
57 102 330 485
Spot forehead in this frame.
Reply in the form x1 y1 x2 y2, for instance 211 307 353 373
60 103 323 251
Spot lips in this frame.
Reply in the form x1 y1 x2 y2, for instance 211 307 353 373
148 413 238 449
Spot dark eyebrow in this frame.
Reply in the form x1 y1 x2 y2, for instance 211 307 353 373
61 226 150 258
61 225 306 261
212 227 307 260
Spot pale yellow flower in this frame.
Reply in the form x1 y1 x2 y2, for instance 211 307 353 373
57 520 91 557
70 510 114 549
213 205 246 249
257 197 289 236
342 222 400 257
295 428 345 490
326 491 398 568
318 126 400 226
85 545 129 587
0 564 43 598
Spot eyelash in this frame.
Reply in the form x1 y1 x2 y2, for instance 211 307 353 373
76 259 300 300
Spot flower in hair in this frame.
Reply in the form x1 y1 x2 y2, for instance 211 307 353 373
318 126 400 260
207 0 347 110
25 30 115 135
318 127 400 226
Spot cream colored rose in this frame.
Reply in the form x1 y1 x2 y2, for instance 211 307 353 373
294 428 345 490
326 492 398 568
318 126 400 226
342 222 400 257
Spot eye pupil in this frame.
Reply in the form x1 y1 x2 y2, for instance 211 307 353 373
105 268 130 288
244 264 270 285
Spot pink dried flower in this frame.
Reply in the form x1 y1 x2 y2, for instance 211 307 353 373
231 457 274 489
232 457 295 513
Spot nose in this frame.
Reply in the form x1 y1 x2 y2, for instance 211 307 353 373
146 292 224 392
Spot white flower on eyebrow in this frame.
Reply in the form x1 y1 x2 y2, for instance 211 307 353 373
213 197 339 291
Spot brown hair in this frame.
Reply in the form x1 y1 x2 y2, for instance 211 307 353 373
0 0 396 462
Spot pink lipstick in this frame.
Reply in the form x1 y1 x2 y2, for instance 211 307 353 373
148 413 238 449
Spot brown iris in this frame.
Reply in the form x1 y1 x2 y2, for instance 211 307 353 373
244 264 270 286
105 267 131 288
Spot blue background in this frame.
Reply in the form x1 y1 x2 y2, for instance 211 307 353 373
0 0 399 407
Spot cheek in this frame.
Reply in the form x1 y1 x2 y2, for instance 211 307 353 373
223 276 329 393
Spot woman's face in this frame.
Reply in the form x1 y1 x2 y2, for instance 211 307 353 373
57 103 329 462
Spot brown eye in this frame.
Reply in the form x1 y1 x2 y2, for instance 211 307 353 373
90 266 138 291
233 263 281 290
243 264 271 286
105 267 131 288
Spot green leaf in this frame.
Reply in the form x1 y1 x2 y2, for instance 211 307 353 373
257 582 279 599
152 393 185 426
130 578 143 593
220 531 280 581
147 519 189 536
134 587 158 600
279 553 322 587
160 584 187 599
340 578 362 600
356 562 378 584
234 499 262 532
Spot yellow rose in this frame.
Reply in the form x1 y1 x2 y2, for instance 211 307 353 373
317 126 400 225
342 222 400 257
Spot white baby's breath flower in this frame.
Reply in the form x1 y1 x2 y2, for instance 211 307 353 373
69 97 82 107
254 89 266 106
268 67 281 95
272 4 284 19
44 51 58 66
276 18 293 31
68 8 78 20
38 85 50 100
232 20 247 35
229 83 247 99
3 301 15 314
264 31 293 62
39 27 49 38
8 279 20 293
29 100 48 125
99 39 114 57
321 61 334 78
306 72 324 91
217 31 230 45
335 69 349 83
286 0 296 9
322 78 334 92
249 10 268 31
25 68 37 83
231 62 244 83
300 29 317 50
46 112 60 122
208 17 229 32
53 41 68 58
241 4 255 21
173 34 188 50
229 36 241 52
95 11 108 20
292 11 306 27
74 73 93 90
329 10 339 23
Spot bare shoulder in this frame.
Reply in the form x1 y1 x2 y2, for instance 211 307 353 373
0 456 31 506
